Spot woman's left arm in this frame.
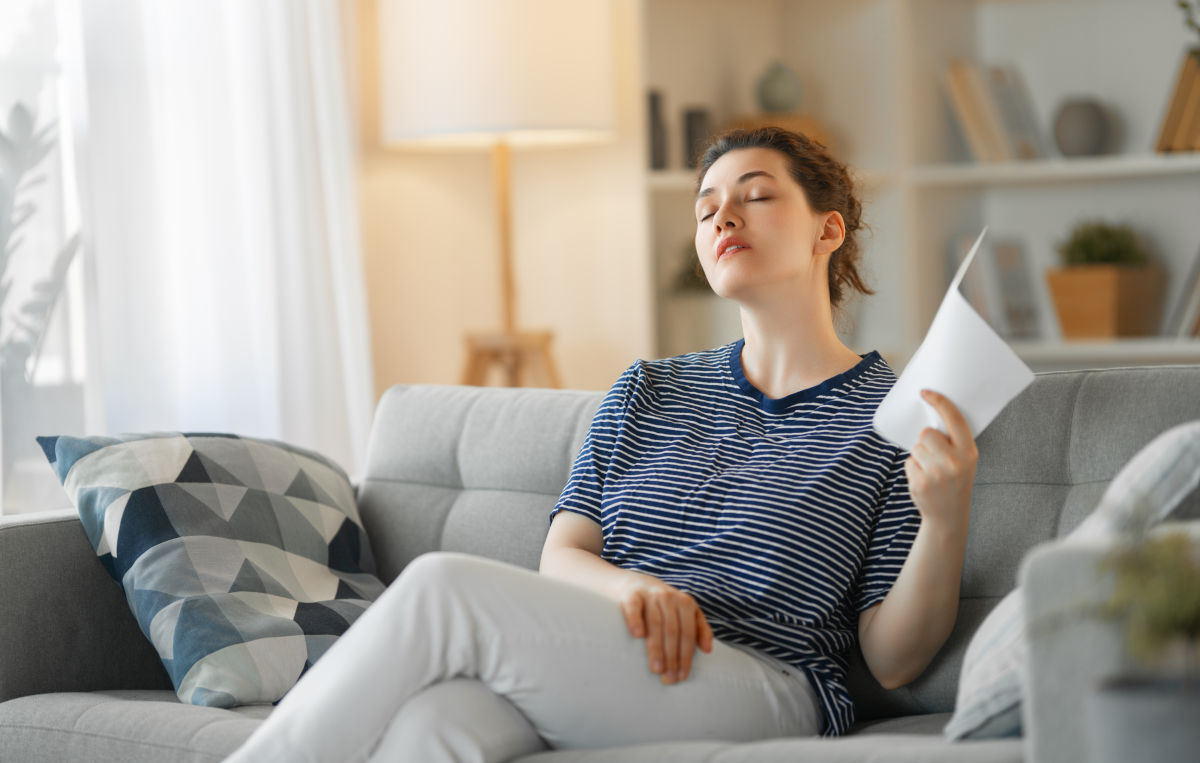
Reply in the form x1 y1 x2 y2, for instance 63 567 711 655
858 389 978 690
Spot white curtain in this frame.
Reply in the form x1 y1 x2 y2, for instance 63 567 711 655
77 0 374 477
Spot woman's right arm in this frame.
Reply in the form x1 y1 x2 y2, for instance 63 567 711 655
540 512 714 685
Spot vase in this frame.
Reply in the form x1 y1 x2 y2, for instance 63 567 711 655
1053 98 1109 157
756 61 802 113
1085 677 1200 763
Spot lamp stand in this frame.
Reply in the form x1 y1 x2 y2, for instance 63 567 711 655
461 141 562 388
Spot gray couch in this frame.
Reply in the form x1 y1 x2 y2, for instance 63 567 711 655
2 365 1199 763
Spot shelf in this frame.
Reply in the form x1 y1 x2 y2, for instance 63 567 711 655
1010 338 1200 368
909 153 1200 189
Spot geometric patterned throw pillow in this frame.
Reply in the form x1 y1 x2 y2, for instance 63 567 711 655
943 420 1200 740
37 432 387 708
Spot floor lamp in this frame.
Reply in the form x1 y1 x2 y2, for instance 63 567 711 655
378 0 614 388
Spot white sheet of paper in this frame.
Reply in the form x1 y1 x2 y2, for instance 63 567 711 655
874 228 1035 451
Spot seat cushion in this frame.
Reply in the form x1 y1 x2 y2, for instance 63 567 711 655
37 432 387 707
0 690 263 763
513 713 1022 763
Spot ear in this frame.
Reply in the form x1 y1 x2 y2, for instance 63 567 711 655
815 211 846 257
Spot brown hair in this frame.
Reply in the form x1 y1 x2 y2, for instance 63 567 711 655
696 126 873 307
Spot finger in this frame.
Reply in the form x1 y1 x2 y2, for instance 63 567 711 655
920 389 973 445
660 599 681 683
678 602 697 680
911 430 952 470
905 452 925 477
696 610 714 653
621 593 645 639
644 597 665 675
905 455 930 497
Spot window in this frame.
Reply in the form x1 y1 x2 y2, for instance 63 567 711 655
0 0 88 514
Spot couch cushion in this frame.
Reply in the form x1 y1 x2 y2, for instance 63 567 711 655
512 713 1022 762
0 691 259 763
357 385 601 583
38 432 386 707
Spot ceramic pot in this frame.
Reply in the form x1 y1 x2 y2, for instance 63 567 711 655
1045 264 1164 338
756 61 802 113
1085 677 1200 763
1053 98 1108 156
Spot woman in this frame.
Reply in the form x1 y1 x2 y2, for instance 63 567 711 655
227 127 977 762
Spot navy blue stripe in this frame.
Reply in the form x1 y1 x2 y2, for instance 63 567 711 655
552 340 918 736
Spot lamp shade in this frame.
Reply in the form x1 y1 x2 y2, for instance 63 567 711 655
379 0 615 148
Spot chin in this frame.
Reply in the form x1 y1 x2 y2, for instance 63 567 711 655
707 272 762 302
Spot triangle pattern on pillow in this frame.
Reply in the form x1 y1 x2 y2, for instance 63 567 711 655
196 453 245 487
176 450 211 484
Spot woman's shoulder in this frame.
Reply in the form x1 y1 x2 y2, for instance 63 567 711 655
830 351 899 403
640 340 736 378
607 342 738 410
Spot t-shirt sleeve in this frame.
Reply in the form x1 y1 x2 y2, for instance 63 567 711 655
854 447 920 612
549 361 642 527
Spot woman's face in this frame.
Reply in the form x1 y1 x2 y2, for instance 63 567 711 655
693 147 841 303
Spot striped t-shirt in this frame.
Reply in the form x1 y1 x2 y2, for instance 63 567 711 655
550 338 918 736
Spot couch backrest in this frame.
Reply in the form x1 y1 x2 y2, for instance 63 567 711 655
357 366 1200 720
358 385 600 581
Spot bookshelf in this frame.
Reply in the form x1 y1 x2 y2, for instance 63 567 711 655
639 0 1200 371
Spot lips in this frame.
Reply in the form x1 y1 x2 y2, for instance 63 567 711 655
715 236 750 260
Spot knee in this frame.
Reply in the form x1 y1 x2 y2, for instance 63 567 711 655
397 551 487 594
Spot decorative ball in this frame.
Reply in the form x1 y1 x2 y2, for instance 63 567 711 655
756 61 802 113
1053 98 1109 157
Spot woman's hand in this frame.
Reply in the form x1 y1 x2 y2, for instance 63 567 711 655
905 389 978 532
618 578 714 685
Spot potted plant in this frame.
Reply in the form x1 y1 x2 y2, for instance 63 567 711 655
1084 526 1200 763
1045 220 1164 338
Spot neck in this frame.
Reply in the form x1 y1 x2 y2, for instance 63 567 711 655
737 289 862 400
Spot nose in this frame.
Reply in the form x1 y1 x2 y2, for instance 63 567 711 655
713 203 740 232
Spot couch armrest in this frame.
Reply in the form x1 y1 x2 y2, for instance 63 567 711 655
1019 520 1200 763
0 510 171 703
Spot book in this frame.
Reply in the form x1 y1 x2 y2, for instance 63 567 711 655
984 65 1046 160
1172 55 1200 151
991 240 1041 339
1170 245 1200 338
1156 50 1198 152
943 60 999 162
947 232 1006 333
959 61 1014 162
1181 53 1200 151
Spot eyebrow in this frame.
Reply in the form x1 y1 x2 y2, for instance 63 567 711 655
696 170 776 201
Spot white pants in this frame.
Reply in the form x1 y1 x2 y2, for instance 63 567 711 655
225 552 822 763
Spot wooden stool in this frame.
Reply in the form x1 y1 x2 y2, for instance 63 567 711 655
462 330 562 388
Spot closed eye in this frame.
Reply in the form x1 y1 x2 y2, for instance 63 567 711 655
698 196 770 222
